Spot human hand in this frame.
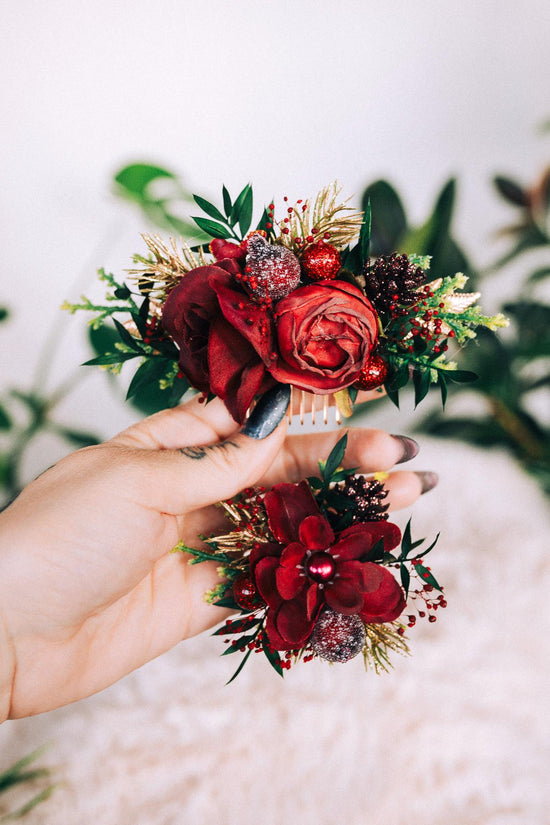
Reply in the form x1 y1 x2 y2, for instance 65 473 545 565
0 386 433 720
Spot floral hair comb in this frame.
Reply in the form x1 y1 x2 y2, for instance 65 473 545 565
65 182 506 680
65 182 506 426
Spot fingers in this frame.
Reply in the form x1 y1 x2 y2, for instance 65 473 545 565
113 386 292 515
110 394 240 451
258 427 419 487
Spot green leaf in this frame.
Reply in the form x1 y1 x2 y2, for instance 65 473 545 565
230 184 252 228
126 357 172 401
0 403 12 430
359 198 372 264
262 643 284 678
414 562 442 591
0 307 9 323
401 518 412 556
114 163 175 199
226 648 253 684
400 563 410 597
88 323 119 358
445 369 478 384
348 386 359 404
493 175 528 207
213 616 261 636
55 427 101 448
413 368 431 407
193 194 226 223
213 595 239 610
113 319 144 353
361 180 407 255
191 216 232 239
83 352 140 366
322 434 348 482
438 373 448 408
114 285 131 299
238 186 254 237
527 266 550 284
222 185 232 217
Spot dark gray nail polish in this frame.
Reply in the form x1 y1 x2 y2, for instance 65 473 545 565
392 435 420 464
416 471 439 494
242 384 291 439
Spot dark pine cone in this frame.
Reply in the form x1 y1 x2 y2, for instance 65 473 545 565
364 253 425 313
339 475 389 523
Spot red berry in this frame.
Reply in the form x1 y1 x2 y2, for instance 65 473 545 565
233 573 263 611
300 241 341 281
354 354 389 391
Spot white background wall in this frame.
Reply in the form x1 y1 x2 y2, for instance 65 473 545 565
1 0 549 476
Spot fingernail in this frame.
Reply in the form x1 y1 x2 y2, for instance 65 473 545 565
415 471 439 494
242 384 291 439
391 435 420 464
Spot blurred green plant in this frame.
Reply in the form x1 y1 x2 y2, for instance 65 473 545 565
418 167 550 493
0 307 101 509
0 748 56 821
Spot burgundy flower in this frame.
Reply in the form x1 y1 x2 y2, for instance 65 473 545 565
162 264 273 423
250 481 406 650
214 279 379 394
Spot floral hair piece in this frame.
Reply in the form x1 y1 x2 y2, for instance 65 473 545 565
64 182 506 423
64 182 507 680
178 435 443 682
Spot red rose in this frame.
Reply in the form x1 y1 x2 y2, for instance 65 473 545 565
270 281 379 392
162 265 273 423
214 279 379 394
250 481 406 650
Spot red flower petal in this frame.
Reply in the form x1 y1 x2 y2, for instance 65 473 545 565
254 556 282 608
264 481 320 545
359 568 406 623
209 239 246 263
275 598 316 646
334 559 368 590
208 317 274 424
298 514 335 550
249 542 281 570
325 578 365 615
276 564 305 600
334 522 402 559
306 582 323 620
211 278 277 365
359 562 385 593
280 542 307 568
264 610 292 651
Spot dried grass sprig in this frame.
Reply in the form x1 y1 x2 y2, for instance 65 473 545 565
127 233 208 300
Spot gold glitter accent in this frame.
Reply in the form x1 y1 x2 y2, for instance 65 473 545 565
127 233 208 300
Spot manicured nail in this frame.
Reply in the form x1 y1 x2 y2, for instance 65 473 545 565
391 435 420 464
415 471 439 494
242 384 291 439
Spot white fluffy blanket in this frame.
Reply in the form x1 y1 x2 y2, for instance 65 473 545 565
2 439 549 825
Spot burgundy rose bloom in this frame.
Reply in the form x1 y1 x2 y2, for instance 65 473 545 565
214 279 379 394
162 264 273 423
250 481 406 650
270 281 379 392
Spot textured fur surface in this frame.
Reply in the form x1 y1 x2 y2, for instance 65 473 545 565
2 440 549 824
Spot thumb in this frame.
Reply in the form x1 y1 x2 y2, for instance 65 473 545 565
125 384 291 514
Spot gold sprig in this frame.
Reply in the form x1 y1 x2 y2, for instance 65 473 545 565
127 233 208 300
362 622 410 674
277 182 363 252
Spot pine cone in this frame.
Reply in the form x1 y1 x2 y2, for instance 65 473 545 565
338 475 389 523
364 254 425 313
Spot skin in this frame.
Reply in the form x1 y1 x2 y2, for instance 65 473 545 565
0 394 425 721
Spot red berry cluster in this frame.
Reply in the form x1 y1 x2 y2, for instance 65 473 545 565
390 285 455 356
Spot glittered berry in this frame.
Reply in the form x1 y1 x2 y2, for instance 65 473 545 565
338 474 389 523
354 353 389 390
364 253 425 312
244 234 301 300
310 609 366 663
300 241 341 281
233 573 263 611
